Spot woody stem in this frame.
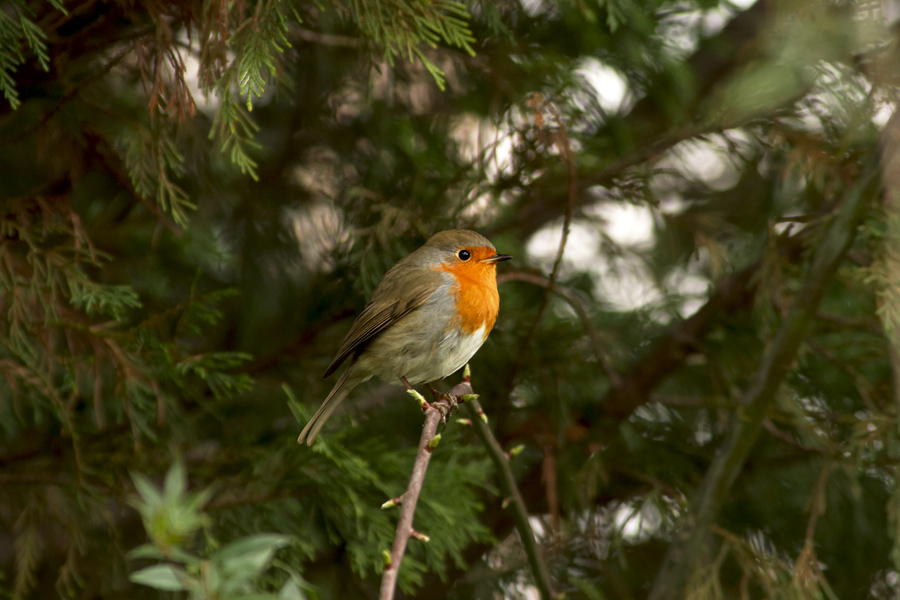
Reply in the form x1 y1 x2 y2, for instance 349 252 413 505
378 379 471 600
465 398 556 600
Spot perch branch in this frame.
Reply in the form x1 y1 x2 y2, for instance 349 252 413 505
378 378 473 600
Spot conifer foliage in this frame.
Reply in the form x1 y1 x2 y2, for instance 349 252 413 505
1 0 899 599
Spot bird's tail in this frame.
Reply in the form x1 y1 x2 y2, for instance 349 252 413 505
297 367 360 445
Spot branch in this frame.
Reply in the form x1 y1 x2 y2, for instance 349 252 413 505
508 94 578 399
379 370 557 600
599 261 759 421
492 1 774 240
81 128 182 236
876 108 900 408
564 226 814 445
499 270 620 386
647 154 880 600
378 378 472 600
292 26 360 48
465 398 556 600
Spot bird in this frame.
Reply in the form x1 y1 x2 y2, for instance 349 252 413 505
298 229 512 445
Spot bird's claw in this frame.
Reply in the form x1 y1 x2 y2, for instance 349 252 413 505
442 393 460 418
423 385 460 433
426 386 459 419
435 394 459 423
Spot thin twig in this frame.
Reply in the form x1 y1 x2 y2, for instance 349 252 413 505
877 108 900 411
510 96 577 384
803 460 831 545
465 398 556 600
378 379 472 600
292 26 360 47
12 45 133 143
499 270 620 387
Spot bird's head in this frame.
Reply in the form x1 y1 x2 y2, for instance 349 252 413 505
422 230 512 281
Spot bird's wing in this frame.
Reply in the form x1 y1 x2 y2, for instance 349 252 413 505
323 269 443 378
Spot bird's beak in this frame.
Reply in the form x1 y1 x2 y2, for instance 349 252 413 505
481 253 513 264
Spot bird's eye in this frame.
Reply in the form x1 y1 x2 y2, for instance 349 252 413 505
458 249 471 261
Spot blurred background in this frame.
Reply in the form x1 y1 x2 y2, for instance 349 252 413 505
1 0 899 598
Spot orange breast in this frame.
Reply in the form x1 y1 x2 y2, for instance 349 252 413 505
436 248 501 339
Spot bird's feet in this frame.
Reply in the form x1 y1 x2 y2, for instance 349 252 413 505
425 384 459 423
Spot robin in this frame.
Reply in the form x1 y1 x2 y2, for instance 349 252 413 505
298 229 512 445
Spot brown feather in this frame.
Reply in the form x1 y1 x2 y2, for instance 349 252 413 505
323 268 442 378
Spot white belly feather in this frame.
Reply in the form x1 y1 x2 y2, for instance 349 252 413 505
428 324 487 382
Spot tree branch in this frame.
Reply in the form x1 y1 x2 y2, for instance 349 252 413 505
292 26 360 48
499 270 620 388
378 379 473 600
465 398 556 600
575 226 812 442
508 95 578 391
492 1 773 240
380 370 557 600
647 154 881 600
876 108 900 409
